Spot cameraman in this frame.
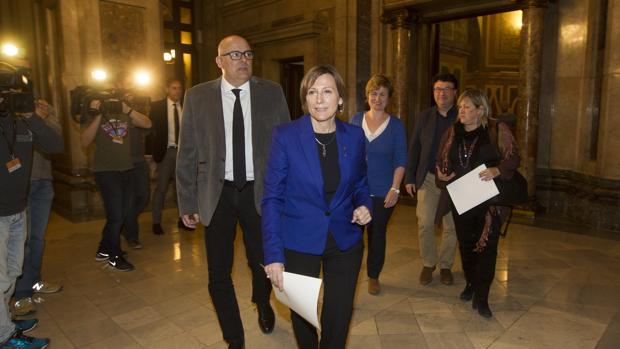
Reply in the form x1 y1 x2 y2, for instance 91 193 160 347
0 63 63 348
80 78 151 272
115 71 151 250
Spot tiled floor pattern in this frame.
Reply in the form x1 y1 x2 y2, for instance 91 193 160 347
22 205 620 348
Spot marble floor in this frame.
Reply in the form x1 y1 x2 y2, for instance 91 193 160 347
20 205 620 348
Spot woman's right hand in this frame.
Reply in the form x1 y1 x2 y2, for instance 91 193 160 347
436 165 456 182
265 262 284 291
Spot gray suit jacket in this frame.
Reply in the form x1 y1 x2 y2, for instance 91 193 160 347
176 76 290 226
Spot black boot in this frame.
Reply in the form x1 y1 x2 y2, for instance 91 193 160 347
460 284 474 301
473 294 492 318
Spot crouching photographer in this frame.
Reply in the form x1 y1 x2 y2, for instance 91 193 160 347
78 72 151 272
0 61 63 348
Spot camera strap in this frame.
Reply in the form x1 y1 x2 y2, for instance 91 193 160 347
0 119 22 173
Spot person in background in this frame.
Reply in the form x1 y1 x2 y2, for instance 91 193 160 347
118 71 152 249
0 59 63 348
404 73 459 286
263 65 372 349
12 99 63 319
148 77 191 235
435 88 520 318
80 73 151 272
349 74 406 295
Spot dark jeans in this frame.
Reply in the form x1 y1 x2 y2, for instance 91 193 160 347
204 181 271 344
452 204 500 303
95 170 134 257
285 234 363 349
123 161 150 242
366 196 395 279
14 179 54 300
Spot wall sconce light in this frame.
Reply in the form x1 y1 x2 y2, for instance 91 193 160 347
163 49 176 64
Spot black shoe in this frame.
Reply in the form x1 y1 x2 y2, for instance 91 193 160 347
178 218 195 231
95 251 110 261
96 250 128 261
477 301 493 318
128 240 143 249
256 303 275 334
228 339 245 349
153 223 165 235
108 255 135 272
460 284 474 301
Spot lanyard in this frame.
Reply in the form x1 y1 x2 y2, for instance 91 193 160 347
0 119 18 159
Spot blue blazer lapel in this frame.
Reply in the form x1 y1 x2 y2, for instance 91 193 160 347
298 116 326 205
330 119 350 210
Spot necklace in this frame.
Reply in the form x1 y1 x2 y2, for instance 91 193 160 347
315 133 336 158
458 136 478 168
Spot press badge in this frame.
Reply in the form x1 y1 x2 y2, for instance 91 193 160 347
6 158 22 173
112 136 124 144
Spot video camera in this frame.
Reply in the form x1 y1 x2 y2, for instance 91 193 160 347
70 86 150 123
0 62 35 115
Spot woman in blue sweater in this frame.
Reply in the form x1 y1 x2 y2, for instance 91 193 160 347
350 74 407 295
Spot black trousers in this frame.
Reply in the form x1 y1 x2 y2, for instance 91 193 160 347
452 204 500 303
285 234 363 349
204 181 272 343
366 196 395 279
94 169 134 257
123 161 151 242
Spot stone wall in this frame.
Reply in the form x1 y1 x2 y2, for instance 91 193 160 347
537 0 620 232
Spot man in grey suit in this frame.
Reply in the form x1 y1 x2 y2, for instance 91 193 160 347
404 73 458 287
176 35 290 349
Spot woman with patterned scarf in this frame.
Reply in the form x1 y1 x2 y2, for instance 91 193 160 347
434 88 520 318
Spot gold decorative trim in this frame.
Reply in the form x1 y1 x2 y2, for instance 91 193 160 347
381 8 416 29
220 0 282 17
240 19 327 46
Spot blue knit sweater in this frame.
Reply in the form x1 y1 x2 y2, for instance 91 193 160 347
350 112 407 197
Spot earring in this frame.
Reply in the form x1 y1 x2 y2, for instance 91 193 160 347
338 102 344 113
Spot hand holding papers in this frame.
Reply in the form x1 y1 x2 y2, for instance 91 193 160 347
446 164 499 215
273 271 322 329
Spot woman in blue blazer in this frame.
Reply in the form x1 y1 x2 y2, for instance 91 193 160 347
350 74 407 296
262 65 372 349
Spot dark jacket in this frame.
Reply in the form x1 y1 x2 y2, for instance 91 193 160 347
147 99 171 163
404 106 457 188
434 120 521 222
0 114 64 216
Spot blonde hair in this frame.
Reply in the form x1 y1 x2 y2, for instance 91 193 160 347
457 88 491 127
365 74 393 97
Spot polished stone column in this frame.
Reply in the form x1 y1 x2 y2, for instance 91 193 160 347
517 0 547 199
381 9 414 131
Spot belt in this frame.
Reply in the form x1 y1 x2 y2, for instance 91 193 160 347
223 180 254 191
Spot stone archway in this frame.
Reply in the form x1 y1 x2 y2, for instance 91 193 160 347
382 0 549 203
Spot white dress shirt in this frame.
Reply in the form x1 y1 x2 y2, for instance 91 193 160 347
221 77 254 181
166 97 182 147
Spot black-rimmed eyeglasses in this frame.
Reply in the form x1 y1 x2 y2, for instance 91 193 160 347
221 50 254 60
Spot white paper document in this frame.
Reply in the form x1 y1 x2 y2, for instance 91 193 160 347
274 271 322 329
446 164 500 215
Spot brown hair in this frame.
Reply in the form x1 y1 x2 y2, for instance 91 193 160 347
365 74 393 97
300 65 345 113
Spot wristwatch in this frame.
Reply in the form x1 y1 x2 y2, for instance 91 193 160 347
390 187 400 194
